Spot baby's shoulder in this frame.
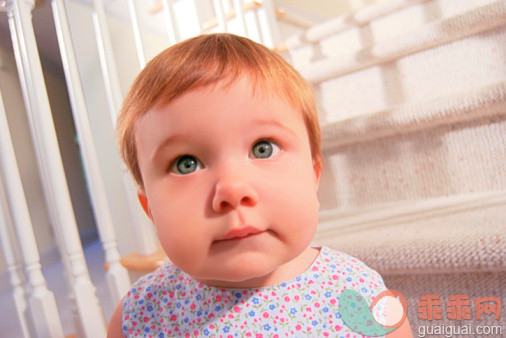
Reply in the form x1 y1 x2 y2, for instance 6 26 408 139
318 246 384 282
124 262 185 299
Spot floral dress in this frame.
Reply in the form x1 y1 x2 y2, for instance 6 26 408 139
122 246 386 337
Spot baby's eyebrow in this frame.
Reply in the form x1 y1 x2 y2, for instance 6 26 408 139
254 119 298 137
149 134 187 162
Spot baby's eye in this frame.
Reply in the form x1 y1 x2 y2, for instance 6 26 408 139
250 140 280 159
171 155 203 175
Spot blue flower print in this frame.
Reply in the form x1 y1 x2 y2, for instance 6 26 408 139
269 304 276 310
223 326 230 333
252 297 260 304
305 294 312 300
147 305 153 312
290 308 297 315
346 277 352 282
324 291 332 298
263 324 271 331
248 311 255 317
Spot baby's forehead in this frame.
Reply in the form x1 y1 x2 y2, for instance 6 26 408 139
135 79 306 140
146 77 298 116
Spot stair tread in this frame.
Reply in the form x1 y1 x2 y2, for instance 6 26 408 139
314 200 506 275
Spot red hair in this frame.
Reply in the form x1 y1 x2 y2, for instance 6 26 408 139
117 33 321 186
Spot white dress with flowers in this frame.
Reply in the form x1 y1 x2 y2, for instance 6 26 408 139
122 246 386 337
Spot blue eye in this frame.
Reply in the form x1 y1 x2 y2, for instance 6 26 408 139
251 140 279 159
171 155 202 175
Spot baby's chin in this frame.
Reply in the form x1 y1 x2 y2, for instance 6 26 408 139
194 268 280 289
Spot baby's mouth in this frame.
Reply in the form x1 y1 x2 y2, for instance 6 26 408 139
215 226 264 242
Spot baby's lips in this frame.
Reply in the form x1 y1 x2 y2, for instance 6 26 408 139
217 225 263 241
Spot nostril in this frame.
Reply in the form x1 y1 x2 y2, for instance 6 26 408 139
241 196 254 206
219 201 231 210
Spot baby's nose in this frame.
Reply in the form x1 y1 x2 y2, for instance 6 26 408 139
212 176 259 212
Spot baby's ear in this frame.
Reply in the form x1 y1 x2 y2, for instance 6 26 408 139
137 187 153 220
313 158 322 188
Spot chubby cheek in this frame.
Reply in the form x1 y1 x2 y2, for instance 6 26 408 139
264 162 320 241
148 185 210 265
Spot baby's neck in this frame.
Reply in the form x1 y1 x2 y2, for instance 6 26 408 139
196 246 320 289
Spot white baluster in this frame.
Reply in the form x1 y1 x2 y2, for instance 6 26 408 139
0 75 62 337
161 0 180 45
259 0 281 48
232 0 248 36
51 0 131 305
252 6 264 44
0 175 30 337
190 0 203 35
7 0 106 336
127 0 147 68
91 0 158 256
213 0 228 32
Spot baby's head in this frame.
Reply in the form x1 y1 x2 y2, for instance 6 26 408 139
117 33 322 287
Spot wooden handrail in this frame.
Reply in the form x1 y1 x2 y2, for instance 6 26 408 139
148 1 288 31
104 245 168 272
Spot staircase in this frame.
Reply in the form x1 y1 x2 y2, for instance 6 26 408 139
1 0 505 336
283 0 506 333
